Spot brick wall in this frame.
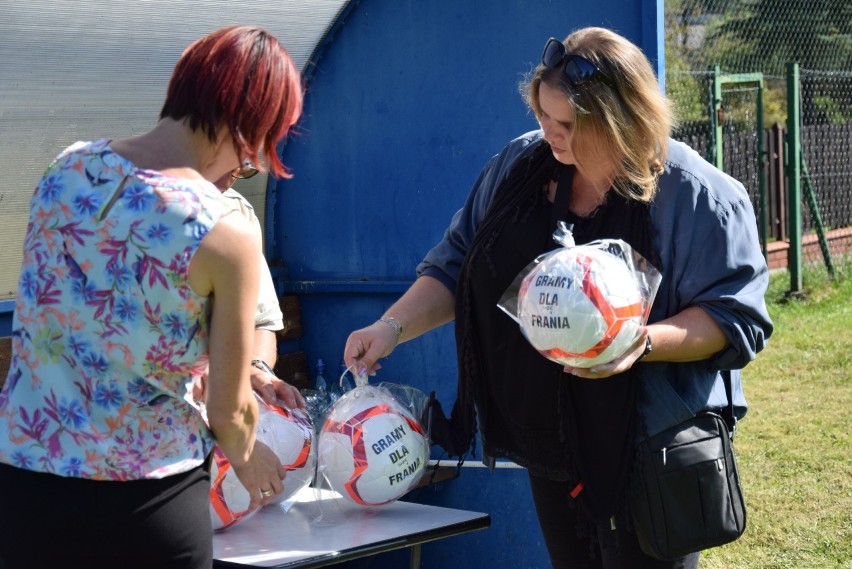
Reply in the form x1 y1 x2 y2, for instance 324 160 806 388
766 227 852 271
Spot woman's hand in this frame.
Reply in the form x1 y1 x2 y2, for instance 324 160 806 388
229 440 288 510
563 307 728 378
343 321 397 378
250 367 306 409
189 360 306 410
342 275 456 379
562 328 649 379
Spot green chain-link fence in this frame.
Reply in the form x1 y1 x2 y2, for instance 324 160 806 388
799 69 852 233
664 0 852 280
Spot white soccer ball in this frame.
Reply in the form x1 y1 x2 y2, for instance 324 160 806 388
209 447 258 531
209 401 316 531
263 405 316 505
517 245 645 368
318 385 429 507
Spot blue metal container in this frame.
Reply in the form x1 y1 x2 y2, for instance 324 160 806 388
0 1 664 565
272 1 663 566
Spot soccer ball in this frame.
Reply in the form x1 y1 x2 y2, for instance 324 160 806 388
318 385 429 507
209 401 316 531
263 405 316 506
209 447 258 531
517 245 645 368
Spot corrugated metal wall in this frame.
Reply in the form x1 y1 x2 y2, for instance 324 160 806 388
0 0 348 305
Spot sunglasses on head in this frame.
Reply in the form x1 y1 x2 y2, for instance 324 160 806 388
540 37 615 90
230 161 259 180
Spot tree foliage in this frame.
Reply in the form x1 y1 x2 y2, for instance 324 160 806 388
665 0 852 128
710 0 852 74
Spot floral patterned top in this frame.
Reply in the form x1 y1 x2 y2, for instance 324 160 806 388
0 139 228 480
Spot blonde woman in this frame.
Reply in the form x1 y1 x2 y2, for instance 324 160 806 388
344 27 772 568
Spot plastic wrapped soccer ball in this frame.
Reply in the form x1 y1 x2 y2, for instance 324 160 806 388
516 245 645 368
318 385 429 507
263 406 316 506
209 401 316 531
209 447 257 531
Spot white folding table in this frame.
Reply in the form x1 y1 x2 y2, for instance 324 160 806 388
212 487 490 568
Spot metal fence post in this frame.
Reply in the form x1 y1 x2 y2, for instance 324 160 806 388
785 62 803 294
711 65 723 170
757 80 767 259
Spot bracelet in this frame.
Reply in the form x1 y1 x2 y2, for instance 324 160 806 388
378 317 403 347
636 334 653 361
250 359 276 376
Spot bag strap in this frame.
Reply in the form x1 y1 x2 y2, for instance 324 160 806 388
722 369 737 437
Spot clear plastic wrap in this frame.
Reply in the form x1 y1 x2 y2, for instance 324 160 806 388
316 381 431 507
299 364 358 436
498 221 661 368
208 394 316 531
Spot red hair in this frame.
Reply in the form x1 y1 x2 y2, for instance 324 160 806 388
160 26 303 178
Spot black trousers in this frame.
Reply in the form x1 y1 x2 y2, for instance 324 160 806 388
0 461 213 569
528 473 701 569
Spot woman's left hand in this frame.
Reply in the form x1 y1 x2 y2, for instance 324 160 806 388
562 328 649 379
229 440 288 509
250 367 305 410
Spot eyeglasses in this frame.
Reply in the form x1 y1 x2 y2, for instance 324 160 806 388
540 38 615 90
230 161 259 180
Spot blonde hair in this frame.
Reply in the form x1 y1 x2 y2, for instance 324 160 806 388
524 27 676 202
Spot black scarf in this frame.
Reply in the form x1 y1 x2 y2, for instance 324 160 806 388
426 142 556 460
429 139 659 522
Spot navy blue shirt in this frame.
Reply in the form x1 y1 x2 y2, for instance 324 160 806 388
417 131 773 438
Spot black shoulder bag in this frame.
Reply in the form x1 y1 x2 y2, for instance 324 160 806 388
630 370 747 560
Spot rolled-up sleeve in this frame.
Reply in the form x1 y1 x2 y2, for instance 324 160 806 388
653 143 773 370
415 165 493 292
690 195 773 369
416 131 543 294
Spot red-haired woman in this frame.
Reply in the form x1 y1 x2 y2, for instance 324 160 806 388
0 26 302 569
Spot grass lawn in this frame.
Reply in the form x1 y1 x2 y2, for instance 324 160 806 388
701 262 852 569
